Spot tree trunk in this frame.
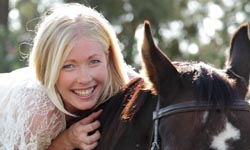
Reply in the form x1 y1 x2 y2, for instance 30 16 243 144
0 0 9 30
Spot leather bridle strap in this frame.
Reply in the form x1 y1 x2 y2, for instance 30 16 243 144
151 100 250 150
153 100 250 120
151 98 160 150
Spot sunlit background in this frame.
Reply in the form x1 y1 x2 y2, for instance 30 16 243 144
1 0 250 72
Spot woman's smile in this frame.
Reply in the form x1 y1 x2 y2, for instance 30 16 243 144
73 86 96 97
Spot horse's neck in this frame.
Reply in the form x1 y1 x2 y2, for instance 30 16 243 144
96 78 156 150
99 78 146 127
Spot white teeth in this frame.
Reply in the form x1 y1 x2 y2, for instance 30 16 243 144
74 88 93 96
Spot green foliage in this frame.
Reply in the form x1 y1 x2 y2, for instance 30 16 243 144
0 25 27 72
16 0 39 31
2 0 250 72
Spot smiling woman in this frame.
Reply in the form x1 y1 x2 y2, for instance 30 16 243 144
0 3 138 150
56 37 110 114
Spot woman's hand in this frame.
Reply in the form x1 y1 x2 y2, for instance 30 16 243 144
68 110 102 149
49 110 102 150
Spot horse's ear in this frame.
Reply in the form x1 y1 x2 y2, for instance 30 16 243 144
140 20 179 93
226 23 250 97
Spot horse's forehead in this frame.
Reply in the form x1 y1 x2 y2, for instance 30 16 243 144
172 62 232 86
173 61 224 75
172 62 202 77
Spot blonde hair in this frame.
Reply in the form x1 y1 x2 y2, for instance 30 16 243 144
29 3 129 116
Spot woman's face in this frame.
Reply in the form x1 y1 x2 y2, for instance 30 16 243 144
56 36 109 114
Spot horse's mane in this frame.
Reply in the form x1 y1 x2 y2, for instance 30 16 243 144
120 77 151 120
192 63 237 110
96 77 153 149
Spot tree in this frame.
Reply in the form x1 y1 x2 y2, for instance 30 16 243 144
0 0 39 72
0 0 10 72
3 0 250 72
0 0 9 30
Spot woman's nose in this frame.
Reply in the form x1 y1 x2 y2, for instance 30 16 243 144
77 68 92 84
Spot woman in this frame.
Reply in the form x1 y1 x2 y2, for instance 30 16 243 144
0 3 137 150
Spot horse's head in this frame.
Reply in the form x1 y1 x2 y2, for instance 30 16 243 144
140 21 250 149
141 20 250 108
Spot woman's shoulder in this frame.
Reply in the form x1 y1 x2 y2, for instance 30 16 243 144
0 67 57 115
0 67 36 92
8 73 47 102
0 81 66 149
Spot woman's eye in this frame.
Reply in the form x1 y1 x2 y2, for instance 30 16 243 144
62 64 74 69
90 60 100 65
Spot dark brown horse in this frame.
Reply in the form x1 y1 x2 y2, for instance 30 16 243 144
70 21 250 150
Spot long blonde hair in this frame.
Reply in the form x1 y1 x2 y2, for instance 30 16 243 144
29 3 129 116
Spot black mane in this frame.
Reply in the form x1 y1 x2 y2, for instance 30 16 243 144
181 62 237 109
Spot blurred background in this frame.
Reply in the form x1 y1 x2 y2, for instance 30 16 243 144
0 0 250 72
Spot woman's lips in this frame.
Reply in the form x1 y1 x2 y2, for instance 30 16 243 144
73 87 95 97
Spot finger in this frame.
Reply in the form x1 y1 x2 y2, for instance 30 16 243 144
85 130 101 145
79 110 102 125
70 116 101 143
70 111 100 130
82 120 101 133
79 131 100 149
79 141 98 150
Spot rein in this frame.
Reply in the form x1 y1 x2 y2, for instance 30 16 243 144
150 99 250 150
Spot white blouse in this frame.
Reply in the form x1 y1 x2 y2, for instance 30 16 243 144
0 67 66 150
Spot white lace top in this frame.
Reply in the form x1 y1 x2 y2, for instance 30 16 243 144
0 67 66 150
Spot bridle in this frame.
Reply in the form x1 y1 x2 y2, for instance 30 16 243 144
150 98 250 150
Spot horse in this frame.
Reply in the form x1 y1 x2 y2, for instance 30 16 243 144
69 21 250 150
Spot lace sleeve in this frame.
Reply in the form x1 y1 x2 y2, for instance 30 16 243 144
0 79 66 150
